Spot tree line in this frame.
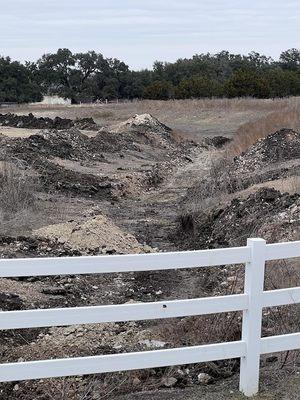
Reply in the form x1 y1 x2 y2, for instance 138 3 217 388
1 48 300 103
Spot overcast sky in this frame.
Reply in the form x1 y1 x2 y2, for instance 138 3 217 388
1 0 299 70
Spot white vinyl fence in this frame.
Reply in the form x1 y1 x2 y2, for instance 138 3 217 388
0 238 300 396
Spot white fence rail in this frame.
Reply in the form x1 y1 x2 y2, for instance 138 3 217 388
0 238 299 396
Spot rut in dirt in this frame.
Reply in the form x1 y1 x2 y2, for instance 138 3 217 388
105 148 214 251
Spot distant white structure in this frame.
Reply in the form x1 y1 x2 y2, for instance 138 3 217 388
39 95 71 105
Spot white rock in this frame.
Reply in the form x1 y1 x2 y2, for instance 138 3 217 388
161 377 177 388
132 377 141 386
197 373 212 384
139 339 166 348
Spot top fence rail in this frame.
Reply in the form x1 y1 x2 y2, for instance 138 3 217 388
0 241 299 277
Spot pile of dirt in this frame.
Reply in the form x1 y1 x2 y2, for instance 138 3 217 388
5 321 160 363
97 113 179 151
73 117 99 130
0 129 127 198
0 127 123 199
107 113 172 135
0 113 99 130
178 188 300 249
184 128 300 204
218 128 300 193
19 128 104 161
0 317 172 400
229 128 300 189
38 161 123 198
0 233 155 319
34 214 152 255
234 128 300 173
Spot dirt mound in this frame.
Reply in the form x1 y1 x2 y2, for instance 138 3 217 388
184 128 300 205
228 128 300 191
0 129 121 198
0 127 173 198
0 113 99 130
1 115 178 161
38 161 122 198
90 129 141 153
97 113 178 151
34 214 151 254
178 188 300 249
73 117 98 130
21 128 104 160
107 113 172 134
234 128 300 173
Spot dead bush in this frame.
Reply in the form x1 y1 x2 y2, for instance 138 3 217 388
158 312 241 379
0 162 38 213
0 161 40 235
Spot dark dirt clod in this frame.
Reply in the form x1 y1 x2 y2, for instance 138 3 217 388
0 292 23 311
202 136 231 149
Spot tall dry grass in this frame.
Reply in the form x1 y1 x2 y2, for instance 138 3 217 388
129 97 300 113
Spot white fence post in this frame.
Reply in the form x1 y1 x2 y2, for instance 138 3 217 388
239 238 266 397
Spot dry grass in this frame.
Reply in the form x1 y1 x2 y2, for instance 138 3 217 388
5 97 300 140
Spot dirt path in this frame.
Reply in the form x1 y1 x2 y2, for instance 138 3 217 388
105 147 214 251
